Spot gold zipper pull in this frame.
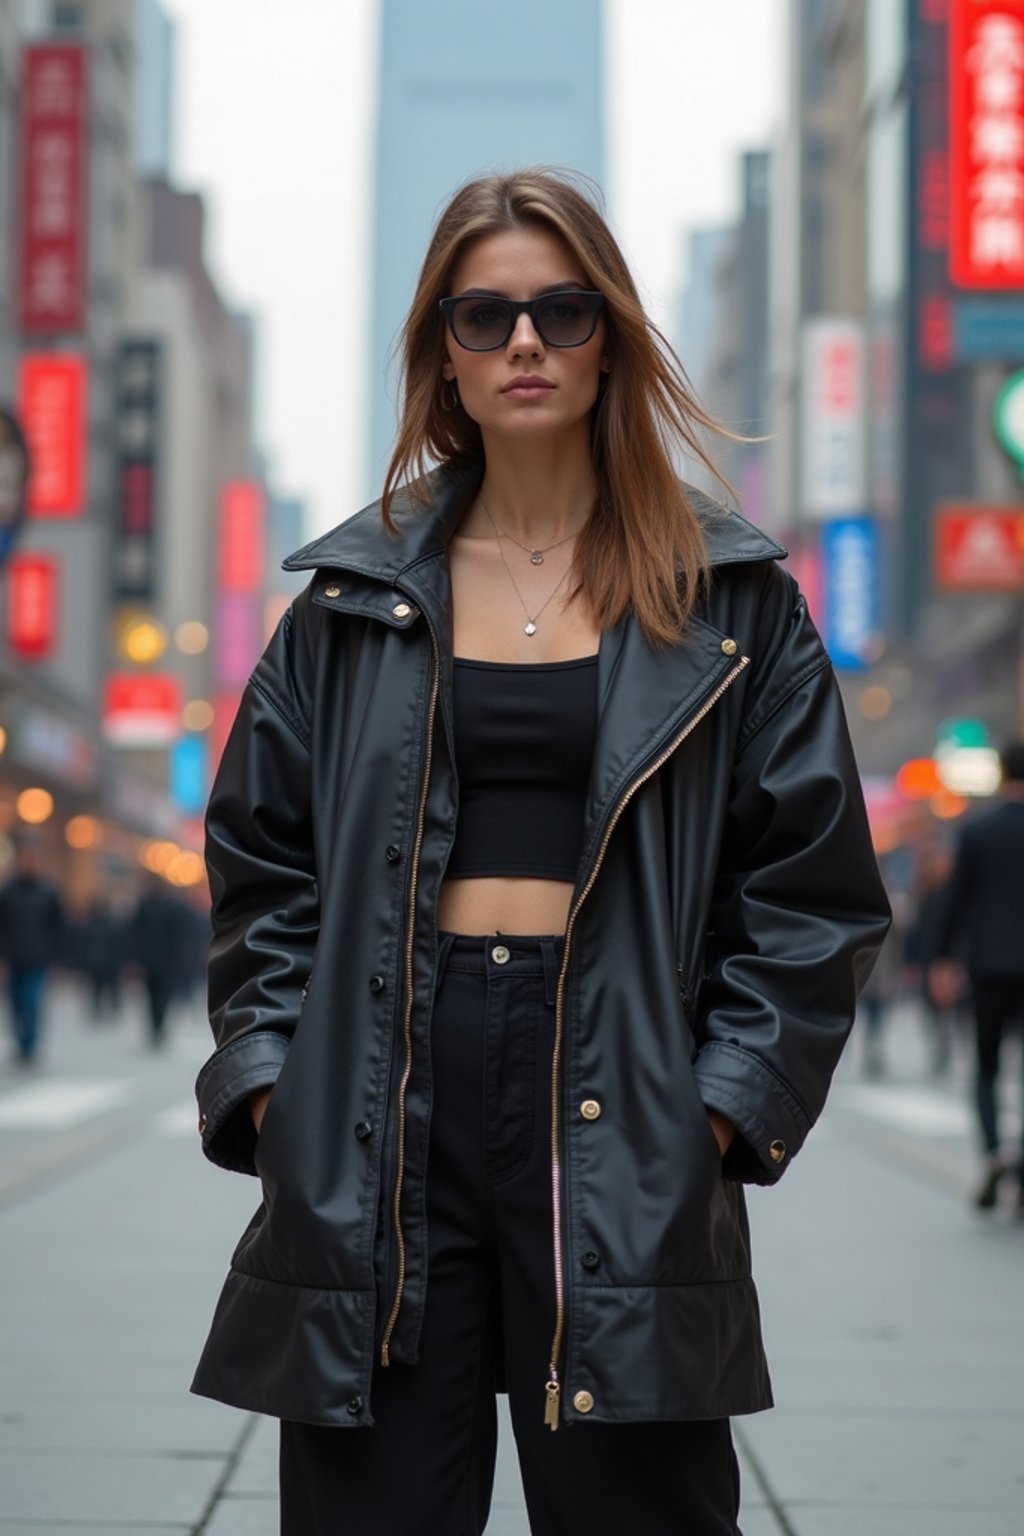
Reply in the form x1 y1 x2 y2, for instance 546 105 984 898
543 1376 560 1431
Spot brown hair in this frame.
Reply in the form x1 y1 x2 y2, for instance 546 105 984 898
382 167 738 646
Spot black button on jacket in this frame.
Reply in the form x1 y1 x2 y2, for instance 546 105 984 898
191 462 890 1429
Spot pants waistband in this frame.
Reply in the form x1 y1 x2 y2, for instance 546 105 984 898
437 931 565 1006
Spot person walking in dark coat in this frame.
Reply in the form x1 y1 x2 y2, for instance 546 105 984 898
931 740 1024 1211
0 835 65 1065
76 894 128 1020
904 845 959 1074
130 874 192 1047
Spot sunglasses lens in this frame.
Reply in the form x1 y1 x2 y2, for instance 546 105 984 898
449 298 513 350
535 294 596 346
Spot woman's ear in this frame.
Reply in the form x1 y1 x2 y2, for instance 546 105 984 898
442 358 456 381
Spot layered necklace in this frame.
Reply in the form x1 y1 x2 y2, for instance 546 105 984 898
479 498 581 637
479 499 580 565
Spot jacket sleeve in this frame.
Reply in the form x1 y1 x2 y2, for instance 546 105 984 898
196 599 320 1174
692 574 891 1185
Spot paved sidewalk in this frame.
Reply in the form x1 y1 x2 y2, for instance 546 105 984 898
0 990 1020 1532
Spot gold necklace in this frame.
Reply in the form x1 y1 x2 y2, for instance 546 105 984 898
481 501 573 636
478 496 583 565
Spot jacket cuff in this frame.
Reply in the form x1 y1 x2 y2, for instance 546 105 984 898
692 1039 811 1186
195 1030 292 1174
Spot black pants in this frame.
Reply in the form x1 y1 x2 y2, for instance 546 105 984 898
144 972 174 1043
971 974 1024 1167
280 933 742 1536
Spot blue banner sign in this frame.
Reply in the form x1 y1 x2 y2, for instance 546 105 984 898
822 517 881 671
953 301 1024 363
170 735 208 816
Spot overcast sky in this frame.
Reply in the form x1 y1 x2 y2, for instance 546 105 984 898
162 0 786 536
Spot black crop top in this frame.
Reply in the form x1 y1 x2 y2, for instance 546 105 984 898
446 655 598 882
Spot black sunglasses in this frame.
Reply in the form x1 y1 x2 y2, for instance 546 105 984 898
439 290 605 351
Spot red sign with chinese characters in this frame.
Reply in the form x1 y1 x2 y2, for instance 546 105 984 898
934 502 1024 588
17 353 87 516
18 43 88 333
949 0 1024 288
6 554 58 658
218 481 265 592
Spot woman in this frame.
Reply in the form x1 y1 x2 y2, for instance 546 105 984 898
192 169 889 1535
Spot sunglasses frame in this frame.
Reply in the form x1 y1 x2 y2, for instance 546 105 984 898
439 290 605 352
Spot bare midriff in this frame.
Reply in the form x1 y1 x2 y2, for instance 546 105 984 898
437 876 574 937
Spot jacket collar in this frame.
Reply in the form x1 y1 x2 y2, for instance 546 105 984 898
289 461 783 866
282 460 787 579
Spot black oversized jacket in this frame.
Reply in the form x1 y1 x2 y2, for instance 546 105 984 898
192 463 890 1428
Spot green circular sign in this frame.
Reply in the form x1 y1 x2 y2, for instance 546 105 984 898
993 368 1024 466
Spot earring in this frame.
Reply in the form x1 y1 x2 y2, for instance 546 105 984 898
440 378 459 412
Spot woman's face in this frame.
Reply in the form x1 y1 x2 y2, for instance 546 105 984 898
441 224 608 444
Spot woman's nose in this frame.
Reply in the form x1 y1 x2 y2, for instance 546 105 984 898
506 315 544 358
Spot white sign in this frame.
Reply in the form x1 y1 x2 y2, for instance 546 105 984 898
800 318 867 519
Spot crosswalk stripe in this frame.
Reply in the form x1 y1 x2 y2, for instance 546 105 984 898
840 1083 1021 1139
155 1101 200 1137
0 1079 128 1130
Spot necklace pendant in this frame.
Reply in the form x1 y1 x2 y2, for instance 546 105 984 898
530 550 544 565
524 621 538 636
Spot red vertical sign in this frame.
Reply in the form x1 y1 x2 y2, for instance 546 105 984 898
17 353 87 516
218 481 265 591
949 0 1024 288
18 43 89 333
211 691 244 771
7 554 59 658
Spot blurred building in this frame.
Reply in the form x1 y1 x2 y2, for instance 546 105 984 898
797 0 1021 780
134 0 172 178
775 0 1023 829
368 0 605 494
681 153 772 526
676 0 1023 840
0 3 20 392
0 0 295 911
675 226 731 409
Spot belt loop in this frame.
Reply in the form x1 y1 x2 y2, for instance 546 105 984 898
540 938 559 1009
434 931 457 991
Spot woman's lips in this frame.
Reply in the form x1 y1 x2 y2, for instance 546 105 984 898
502 378 555 399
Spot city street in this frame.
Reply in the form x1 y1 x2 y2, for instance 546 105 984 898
0 983 1021 1535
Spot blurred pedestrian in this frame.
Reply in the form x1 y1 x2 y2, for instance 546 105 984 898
0 833 65 1065
177 901 210 1005
931 740 1024 1212
857 924 901 1077
75 893 127 1021
129 873 193 1047
192 168 890 1536
904 845 958 1074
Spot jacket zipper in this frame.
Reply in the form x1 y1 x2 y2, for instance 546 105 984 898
542 654 749 1428
380 635 441 1367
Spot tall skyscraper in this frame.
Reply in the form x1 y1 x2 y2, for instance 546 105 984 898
369 0 604 495
135 0 175 177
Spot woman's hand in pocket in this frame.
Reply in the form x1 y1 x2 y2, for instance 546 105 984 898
706 1108 735 1157
250 1087 272 1134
